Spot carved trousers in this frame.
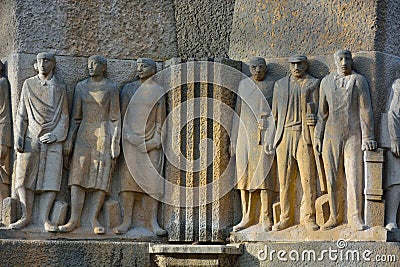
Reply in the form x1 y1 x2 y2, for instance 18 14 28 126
322 134 363 223
276 129 317 224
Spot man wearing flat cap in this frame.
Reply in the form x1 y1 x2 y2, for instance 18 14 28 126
266 54 320 231
10 52 69 232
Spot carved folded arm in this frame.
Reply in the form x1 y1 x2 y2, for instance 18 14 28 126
51 91 69 142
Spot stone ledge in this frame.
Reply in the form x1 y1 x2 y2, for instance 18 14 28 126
149 243 243 254
230 224 388 242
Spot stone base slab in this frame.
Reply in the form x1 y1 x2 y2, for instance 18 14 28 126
0 239 399 266
230 224 387 242
0 225 165 242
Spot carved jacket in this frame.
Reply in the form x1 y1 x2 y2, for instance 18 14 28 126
315 71 375 142
272 74 320 148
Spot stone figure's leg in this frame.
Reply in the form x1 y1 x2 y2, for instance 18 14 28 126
260 189 273 231
344 135 365 231
144 195 167 236
385 184 400 231
8 187 34 229
58 185 85 232
273 131 297 231
0 182 10 224
113 191 135 234
321 139 343 230
297 139 318 231
233 189 256 231
41 191 57 232
92 190 106 234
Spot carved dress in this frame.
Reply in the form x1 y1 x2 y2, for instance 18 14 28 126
68 79 120 192
15 75 69 191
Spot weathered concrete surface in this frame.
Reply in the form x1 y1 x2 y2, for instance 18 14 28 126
237 242 399 267
229 0 379 60
174 0 236 58
0 0 16 58
0 240 152 267
1 0 178 61
375 0 400 57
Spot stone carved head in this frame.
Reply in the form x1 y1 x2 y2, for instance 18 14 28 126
288 54 308 78
88 55 107 78
249 57 267 81
334 49 353 76
36 52 55 78
137 58 156 80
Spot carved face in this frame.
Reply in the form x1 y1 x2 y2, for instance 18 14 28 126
250 62 267 81
88 59 105 77
137 62 155 80
37 58 55 76
290 61 307 78
335 53 353 76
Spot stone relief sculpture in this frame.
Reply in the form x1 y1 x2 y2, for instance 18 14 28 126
230 57 276 232
113 58 167 236
315 49 377 231
385 78 400 231
59 55 121 234
0 61 12 226
266 54 320 231
9 53 69 232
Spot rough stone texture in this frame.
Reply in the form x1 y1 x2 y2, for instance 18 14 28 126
237 242 399 267
0 240 151 267
229 0 378 60
0 0 16 58
375 0 400 57
3 0 178 61
174 0 236 58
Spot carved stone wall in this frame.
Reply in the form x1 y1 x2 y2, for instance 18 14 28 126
0 0 178 61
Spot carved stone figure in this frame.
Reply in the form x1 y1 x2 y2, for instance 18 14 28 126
0 61 12 225
315 49 377 231
113 58 167 236
59 55 121 234
385 78 400 231
9 53 69 231
230 57 276 232
267 54 320 231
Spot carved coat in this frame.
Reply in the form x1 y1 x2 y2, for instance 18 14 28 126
68 78 121 192
15 75 69 191
272 73 319 148
122 82 165 197
386 82 400 187
232 77 276 191
0 77 12 184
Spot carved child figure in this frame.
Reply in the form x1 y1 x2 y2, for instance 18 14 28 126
0 61 12 225
315 50 377 231
230 57 276 232
59 55 121 234
10 53 69 231
113 58 167 236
